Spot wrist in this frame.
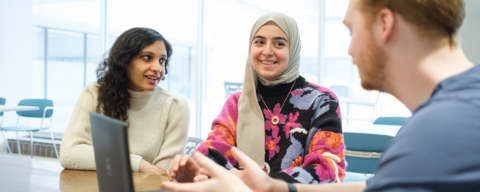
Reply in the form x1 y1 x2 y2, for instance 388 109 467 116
267 179 289 192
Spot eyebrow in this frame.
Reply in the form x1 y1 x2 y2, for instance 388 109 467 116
252 35 289 43
142 51 167 57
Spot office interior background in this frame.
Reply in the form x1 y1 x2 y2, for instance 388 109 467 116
0 0 479 149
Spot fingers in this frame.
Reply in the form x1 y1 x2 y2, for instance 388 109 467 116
231 147 261 170
193 175 209 182
161 181 203 192
157 167 167 176
198 168 211 177
180 155 192 166
192 152 228 178
181 155 200 172
169 154 182 181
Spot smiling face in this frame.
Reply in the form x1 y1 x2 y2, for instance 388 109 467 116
344 0 387 91
126 40 167 91
251 24 290 79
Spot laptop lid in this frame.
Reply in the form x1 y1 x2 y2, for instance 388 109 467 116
90 111 134 192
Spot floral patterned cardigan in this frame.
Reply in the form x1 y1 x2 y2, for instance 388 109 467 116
196 76 345 184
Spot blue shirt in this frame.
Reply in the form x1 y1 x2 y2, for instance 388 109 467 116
365 65 480 192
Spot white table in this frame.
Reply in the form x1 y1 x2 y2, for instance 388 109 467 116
0 106 39 112
343 124 402 136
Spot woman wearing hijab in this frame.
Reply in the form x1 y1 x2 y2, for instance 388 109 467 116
168 13 344 184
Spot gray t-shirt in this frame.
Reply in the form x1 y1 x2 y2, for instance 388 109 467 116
365 65 480 192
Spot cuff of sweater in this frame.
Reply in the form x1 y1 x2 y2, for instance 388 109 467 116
130 154 143 172
155 159 171 171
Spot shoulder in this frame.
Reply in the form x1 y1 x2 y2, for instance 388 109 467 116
367 100 480 190
83 82 100 96
227 91 242 104
404 99 480 137
302 81 339 100
153 87 189 109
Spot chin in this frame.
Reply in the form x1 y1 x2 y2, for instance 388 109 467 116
144 85 157 91
258 71 277 79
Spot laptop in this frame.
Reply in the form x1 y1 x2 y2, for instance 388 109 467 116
90 111 169 192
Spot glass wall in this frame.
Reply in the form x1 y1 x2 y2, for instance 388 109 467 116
25 0 411 138
32 0 101 132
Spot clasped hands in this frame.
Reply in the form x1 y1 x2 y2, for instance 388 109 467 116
162 147 284 192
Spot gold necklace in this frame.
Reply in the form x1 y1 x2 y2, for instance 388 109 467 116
258 79 297 125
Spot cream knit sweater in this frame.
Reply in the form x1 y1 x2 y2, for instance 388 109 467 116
60 83 190 171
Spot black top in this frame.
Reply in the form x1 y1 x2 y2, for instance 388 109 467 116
257 76 306 97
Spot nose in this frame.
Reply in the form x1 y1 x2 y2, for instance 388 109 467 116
151 60 161 73
262 42 274 57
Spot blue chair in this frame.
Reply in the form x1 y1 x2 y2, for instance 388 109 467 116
343 132 394 182
0 97 5 125
0 99 58 159
0 97 10 154
224 82 243 98
373 116 409 126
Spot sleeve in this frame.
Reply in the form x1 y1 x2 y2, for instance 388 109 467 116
195 92 241 169
270 89 345 184
153 97 190 170
59 85 99 170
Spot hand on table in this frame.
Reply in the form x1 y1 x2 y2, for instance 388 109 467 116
139 159 167 176
161 152 252 192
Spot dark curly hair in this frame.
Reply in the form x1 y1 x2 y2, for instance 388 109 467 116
96 27 172 121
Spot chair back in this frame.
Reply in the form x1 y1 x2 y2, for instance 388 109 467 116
16 99 54 118
373 116 409 126
224 82 243 98
0 97 5 117
185 137 204 156
344 132 394 174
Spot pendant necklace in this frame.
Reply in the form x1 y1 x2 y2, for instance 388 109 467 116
258 79 297 125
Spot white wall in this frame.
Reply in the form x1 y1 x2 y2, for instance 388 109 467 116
0 0 33 148
460 0 480 65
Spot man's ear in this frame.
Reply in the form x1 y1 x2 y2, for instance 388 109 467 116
377 8 395 43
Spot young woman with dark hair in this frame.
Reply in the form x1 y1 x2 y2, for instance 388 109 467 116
60 27 190 175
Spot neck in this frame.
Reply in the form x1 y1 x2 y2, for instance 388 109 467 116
385 45 474 112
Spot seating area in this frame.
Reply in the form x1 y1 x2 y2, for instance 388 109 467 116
0 99 59 159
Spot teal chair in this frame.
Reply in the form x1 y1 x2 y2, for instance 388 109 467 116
0 99 58 159
373 116 409 126
0 97 5 125
343 132 394 182
0 97 9 155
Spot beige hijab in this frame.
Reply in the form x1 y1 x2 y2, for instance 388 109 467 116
237 12 301 167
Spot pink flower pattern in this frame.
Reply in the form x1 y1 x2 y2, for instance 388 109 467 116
265 135 281 160
284 112 301 139
263 104 287 138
